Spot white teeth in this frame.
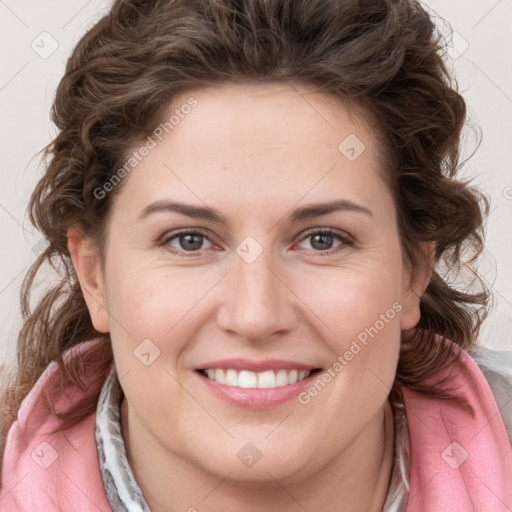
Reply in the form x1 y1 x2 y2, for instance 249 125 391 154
202 368 312 388
225 369 238 386
238 370 257 388
258 370 275 388
215 369 225 385
275 369 289 386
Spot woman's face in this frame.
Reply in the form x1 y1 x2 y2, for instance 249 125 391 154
75 82 428 484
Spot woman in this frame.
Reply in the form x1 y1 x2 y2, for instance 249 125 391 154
1 0 511 510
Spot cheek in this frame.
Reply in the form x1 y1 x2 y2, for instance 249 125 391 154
293 262 403 341
290 258 404 394
103 258 222 379
104 257 204 331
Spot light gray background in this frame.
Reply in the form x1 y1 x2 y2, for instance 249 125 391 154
1 0 511 365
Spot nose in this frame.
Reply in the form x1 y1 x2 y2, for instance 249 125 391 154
216 249 298 343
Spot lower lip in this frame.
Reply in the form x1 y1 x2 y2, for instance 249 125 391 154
196 371 319 408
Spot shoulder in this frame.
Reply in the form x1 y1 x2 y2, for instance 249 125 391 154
4 339 107 437
400 341 512 510
470 345 512 443
0 339 112 511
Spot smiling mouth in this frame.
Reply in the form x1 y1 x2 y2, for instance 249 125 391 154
197 368 322 389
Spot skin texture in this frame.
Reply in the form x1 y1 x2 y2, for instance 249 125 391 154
68 82 432 511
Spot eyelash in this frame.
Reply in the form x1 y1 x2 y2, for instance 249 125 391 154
158 228 355 257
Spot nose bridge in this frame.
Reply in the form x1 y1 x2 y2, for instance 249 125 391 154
237 253 276 304
217 245 295 340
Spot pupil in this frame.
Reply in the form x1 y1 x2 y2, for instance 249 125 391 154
180 234 203 251
311 233 333 250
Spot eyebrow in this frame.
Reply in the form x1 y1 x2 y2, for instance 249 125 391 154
137 199 373 224
137 200 228 224
290 199 373 222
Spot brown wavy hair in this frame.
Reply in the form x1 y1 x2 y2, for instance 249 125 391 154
0 0 490 448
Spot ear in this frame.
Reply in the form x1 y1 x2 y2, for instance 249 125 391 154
400 241 435 331
67 224 110 333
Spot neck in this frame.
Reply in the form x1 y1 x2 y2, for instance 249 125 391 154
121 399 395 512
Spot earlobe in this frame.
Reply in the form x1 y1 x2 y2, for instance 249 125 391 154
67 224 110 333
399 241 435 331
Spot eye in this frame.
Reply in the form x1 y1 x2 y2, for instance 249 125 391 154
296 229 353 253
160 230 215 253
158 228 353 256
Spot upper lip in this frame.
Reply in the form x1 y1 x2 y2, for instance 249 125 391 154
197 358 320 372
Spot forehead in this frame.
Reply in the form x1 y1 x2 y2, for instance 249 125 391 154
112 82 391 217
167 81 376 154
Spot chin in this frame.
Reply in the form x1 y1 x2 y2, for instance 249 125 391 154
192 440 313 484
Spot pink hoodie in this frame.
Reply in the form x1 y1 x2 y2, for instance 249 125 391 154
0 341 110 511
1 338 511 511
